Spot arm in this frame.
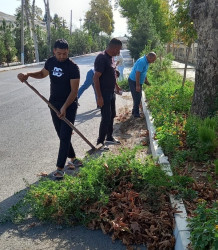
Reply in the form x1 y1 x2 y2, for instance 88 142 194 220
17 68 49 82
59 78 80 119
144 76 151 86
115 82 122 95
93 71 104 107
135 71 141 92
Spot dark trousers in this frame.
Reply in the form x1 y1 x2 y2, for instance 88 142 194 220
97 92 116 144
50 100 77 169
128 78 142 116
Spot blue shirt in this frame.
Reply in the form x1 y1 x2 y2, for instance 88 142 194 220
129 56 149 84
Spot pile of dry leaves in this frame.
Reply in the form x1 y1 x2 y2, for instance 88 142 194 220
85 181 175 250
82 105 176 249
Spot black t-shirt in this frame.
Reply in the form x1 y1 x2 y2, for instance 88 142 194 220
94 51 116 92
44 57 80 102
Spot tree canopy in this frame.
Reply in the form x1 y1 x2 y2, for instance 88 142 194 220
84 0 114 36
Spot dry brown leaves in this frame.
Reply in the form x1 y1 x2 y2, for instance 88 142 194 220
84 181 175 249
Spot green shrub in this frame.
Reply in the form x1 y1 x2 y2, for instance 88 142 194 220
3 147 175 224
188 201 218 250
118 78 129 91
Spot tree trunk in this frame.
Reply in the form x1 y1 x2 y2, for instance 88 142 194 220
44 0 51 57
182 44 191 87
24 0 31 34
30 0 39 62
190 0 218 118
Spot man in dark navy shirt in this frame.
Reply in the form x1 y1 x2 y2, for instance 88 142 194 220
18 39 82 179
93 38 122 150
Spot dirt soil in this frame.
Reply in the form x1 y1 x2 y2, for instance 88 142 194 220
109 95 150 155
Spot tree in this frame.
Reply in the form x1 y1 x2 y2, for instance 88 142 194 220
43 0 51 57
0 20 17 66
128 0 159 59
84 0 114 36
172 0 197 86
190 0 218 118
0 39 7 65
26 0 40 62
14 9 34 63
118 0 172 58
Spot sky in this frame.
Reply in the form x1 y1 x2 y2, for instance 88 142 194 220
0 0 128 37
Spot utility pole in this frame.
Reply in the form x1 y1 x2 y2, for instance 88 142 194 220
70 10 72 35
21 0 24 64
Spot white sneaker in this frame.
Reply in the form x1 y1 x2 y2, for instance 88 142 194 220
97 143 109 151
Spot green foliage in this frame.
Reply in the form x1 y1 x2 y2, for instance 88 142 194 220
127 0 159 59
117 78 129 91
0 19 17 64
188 201 218 250
172 0 197 46
3 147 181 224
144 53 217 161
84 0 114 36
185 116 218 161
0 39 7 64
119 0 173 59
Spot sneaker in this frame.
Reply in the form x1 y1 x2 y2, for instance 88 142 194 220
67 158 83 169
105 137 121 144
97 143 109 151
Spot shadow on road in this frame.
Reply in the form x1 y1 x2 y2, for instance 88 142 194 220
75 108 101 126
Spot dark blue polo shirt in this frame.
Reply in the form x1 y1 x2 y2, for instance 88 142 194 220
94 51 116 92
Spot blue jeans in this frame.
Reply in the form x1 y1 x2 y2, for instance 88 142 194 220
78 69 97 102
117 65 124 81
50 100 77 169
97 92 116 144
128 78 142 116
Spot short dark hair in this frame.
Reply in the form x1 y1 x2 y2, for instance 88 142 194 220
54 39 69 49
108 38 122 48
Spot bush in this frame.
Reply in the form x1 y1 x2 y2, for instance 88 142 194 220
188 201 218 250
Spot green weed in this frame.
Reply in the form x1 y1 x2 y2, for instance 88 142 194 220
3 147 176 225
188 201 218 250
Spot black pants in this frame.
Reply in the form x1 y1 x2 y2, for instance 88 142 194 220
128 78 142 116
97 92 116 144
50 100 77 169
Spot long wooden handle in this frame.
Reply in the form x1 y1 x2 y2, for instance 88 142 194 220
22 80 96 150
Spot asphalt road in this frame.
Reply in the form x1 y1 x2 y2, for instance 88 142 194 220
0 50 142 250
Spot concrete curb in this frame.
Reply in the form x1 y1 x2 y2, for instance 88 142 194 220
141 91 190 250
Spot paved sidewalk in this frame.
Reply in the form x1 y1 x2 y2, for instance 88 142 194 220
172 60 195 81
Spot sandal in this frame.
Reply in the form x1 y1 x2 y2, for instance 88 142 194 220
67 158 83 169
53 169 65 179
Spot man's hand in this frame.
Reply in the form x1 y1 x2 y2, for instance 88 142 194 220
136 84 141 92
115 84 122 95
17 73 28 82
97 96 104 107
58 106 66 119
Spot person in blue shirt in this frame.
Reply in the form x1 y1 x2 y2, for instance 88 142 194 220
128 52 156 118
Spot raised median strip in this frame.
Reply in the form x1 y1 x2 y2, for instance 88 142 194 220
141 91 190 250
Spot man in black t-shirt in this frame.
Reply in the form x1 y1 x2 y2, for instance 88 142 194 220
18 39 82 179
93 38 122 150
